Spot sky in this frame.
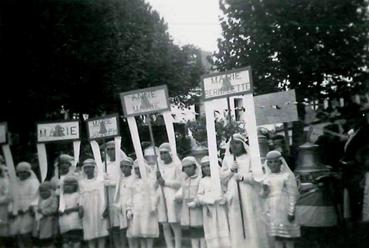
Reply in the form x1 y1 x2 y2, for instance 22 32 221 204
146 0 222 52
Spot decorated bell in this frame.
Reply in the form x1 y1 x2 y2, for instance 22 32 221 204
294 142 328 174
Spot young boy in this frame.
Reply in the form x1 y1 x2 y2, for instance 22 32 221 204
175 156 205 248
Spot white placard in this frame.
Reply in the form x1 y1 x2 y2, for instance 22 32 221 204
86 115 120 140
37 121 80 143
202 67 253 100
120 85 170 117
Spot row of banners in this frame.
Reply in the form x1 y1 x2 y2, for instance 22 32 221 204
1 66 299 199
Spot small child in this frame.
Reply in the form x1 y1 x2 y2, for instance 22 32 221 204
126 160 159 248
12 162 40 248
175 156 205 248
262 150 300 248
58 175 83 248
113 157 135 248
33 181 58 248
79 159 108 248
198 156 231 248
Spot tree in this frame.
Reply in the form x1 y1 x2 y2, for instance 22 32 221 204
0 0 203 157
213 0 369 99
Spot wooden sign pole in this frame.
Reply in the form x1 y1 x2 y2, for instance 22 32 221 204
147 114 168 220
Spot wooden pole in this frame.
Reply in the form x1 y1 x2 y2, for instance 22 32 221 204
147 115 168 220
227 97 246 239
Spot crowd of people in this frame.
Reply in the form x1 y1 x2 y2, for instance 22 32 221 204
0 133 302 248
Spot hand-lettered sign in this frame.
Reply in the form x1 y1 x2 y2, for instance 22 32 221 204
86 115 120 140
254 90 298 125
202 67 253 100
37 121 80 143
120 85 170 117
0 123 7 144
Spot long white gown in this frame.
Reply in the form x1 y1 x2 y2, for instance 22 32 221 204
222 154 270 248
197 176 231 248
79 177 108 240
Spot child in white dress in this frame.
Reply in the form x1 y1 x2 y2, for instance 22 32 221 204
126 160 159 248
79 159 108 248
262 150 300 248
198 156 231 248
58 175 83 248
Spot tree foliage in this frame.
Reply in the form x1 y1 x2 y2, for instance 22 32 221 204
213 0 369 99
0 0 203 149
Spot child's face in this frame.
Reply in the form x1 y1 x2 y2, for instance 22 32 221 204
183 164 196 177
63 183 77 194
267 159 282 173
59 162 71 176
160 151 172 164
230 140 244 156
17 171 31 181
39 188 51 199
83 166 95 179
107 147 115 161
201 164 211 177
120 164 132 177
134 167 141 178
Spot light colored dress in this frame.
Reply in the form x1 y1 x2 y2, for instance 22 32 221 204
105 159 123 228
263 172 301 238
176 174 203 228
222 154 270 248
197 176 231 248
0 177 10 237
11 177 39 235
59 192 82 234
79 177 108 240
33 195 58 239
157 160 182 223
114 174 135 229
127 176 159 238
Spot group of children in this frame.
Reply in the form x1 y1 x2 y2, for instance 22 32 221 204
0 133 301 248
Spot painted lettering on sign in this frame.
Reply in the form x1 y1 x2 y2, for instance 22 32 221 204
202 67 253 100
37 121 80 143
120 85 170 117
87 115 119 140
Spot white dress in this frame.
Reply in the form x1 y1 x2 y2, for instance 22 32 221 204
59 192 82 234
263 172 300 238
114 174 135 229
11 177 39 235
127 176 159 238
79 178 108 240
222 154 270 248
105 159 123 228
197 176 231 248
157 161 182 223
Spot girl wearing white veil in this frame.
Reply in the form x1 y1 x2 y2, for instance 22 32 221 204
262 150 300 248
221 133 270 248
79 159 108 248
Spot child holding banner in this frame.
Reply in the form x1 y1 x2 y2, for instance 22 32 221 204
157 143 182 248
221 133 270 248
198 156 231 248
175 156 205 248
12 162 40 248
126 160 159 248
79 159 108 248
